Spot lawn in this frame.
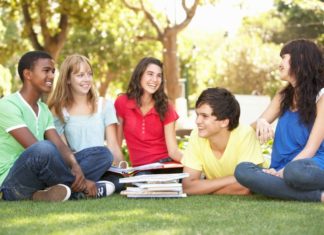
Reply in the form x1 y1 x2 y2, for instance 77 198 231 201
1 194 324 235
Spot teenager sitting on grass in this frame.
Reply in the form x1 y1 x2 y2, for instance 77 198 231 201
182 87 265 195
0 51 114 202
235 39 324 202
47 54 122 192
115 57 183 166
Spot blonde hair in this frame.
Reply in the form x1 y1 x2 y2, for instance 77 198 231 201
48 54 97 123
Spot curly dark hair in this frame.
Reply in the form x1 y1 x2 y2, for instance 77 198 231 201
126 57 168 120
18 51 52 82
196 87 240 131
279 39 324 125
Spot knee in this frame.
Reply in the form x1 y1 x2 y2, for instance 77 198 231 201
284 161 311 187
28 141 58 161
31 140 57 155
24 141 60 170
234 162 256 183
93 147 113 168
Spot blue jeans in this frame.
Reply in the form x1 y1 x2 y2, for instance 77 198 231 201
1 141 113 201
234 159 323 202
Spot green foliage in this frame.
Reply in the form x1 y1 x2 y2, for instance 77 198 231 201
0 65 12 97
1 0 323 99
212 36 283 97
178 30 226 107
121 140 130 164
273 0 324 44
243 0 324 46
262 139 274 156
60 0 161 97
177 135 190 151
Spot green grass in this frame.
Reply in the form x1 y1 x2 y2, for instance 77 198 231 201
1 195 324 235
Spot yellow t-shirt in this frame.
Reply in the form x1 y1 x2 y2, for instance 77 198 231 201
182 124 265 179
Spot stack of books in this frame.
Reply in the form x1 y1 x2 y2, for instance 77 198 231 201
119 173 189 198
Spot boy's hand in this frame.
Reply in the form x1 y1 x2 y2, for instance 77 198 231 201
84 180 97 197
71 163 86 192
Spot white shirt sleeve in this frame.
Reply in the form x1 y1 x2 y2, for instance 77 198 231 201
316 88 324 103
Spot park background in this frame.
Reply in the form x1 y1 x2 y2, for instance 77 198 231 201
0 1 324 234
1 0 323 127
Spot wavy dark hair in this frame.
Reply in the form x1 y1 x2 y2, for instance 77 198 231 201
279 39 324 125
196 87 240 131
126 57 168 120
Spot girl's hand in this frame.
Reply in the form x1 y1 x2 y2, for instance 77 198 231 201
262 168 283 178
256 118 274 144
262 168 277 176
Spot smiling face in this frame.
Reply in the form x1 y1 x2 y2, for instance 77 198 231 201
195 103 229 138
140 63 162 96
24 58 55 94
69 62 93 96
279 54 296 85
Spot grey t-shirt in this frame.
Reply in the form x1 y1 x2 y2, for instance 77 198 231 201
54 98 118 152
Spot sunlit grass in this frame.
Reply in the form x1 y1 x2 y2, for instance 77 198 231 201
1 194 324 235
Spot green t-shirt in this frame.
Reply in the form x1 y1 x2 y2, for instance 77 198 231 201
0 92 55 185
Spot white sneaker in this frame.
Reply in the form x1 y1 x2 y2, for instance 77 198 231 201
96 181 115 198
32 184 71 202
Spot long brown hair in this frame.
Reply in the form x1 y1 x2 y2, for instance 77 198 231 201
126 57 168 120
279 39 324 125
47 54 97 122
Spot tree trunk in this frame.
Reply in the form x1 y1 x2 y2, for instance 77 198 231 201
162 29 180 103
98 71 117 97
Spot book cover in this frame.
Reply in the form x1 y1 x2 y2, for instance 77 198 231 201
119 173 189 184
126 193 187 198
107 162 183 176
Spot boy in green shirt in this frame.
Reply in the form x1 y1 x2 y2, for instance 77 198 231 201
0 51 114 201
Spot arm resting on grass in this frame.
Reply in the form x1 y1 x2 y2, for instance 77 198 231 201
182 166 248 195
212 182 251 195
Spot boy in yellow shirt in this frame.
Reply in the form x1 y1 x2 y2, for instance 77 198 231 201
182 87 265 195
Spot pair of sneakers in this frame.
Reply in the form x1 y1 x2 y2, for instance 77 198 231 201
32 181 115 202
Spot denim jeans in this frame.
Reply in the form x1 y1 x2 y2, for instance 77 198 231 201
1 141 113 201
234 159 323 202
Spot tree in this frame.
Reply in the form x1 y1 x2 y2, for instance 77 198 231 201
60 0 160 97
1 0 162 97
213 36 282 97
122 0 199 102
0 0 109 60
242 0 324 46
274 0 324 44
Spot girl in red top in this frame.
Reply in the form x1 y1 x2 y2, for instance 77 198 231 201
115 57 183 166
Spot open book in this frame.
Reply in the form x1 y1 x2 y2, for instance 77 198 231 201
107 161 183 175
